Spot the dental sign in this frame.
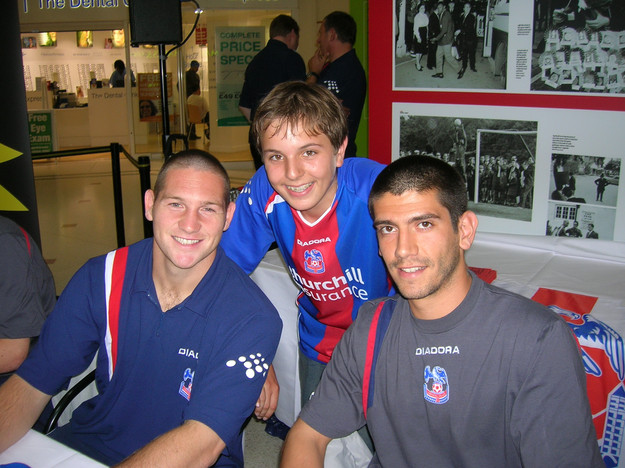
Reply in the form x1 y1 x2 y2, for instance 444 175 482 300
21 0 129 15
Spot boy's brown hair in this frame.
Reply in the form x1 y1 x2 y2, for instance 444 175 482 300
251 81 348 158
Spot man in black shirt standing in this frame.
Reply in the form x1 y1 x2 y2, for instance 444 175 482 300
307 11 366 158
239 15 306 169
185 60 201 139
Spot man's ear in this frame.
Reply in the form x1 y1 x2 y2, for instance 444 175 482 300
457 210 478 251
223 201 236 232
327 27 337 42
144 189 155 222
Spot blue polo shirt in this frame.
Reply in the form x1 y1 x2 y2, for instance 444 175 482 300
18 239 282 466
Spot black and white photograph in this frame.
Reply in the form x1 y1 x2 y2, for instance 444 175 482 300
547 202 617 240
394 0 510 90
550 154 620 206
398 114 538 221
531 0 625 94
546 154 621 240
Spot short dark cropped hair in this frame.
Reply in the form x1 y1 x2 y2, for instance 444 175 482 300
270 14 299 38
324 11 357 45
369 156 468 230
154 150 230 207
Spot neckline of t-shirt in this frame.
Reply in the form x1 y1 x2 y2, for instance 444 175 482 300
408 271 481 334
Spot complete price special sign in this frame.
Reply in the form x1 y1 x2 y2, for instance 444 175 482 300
215 26 263 127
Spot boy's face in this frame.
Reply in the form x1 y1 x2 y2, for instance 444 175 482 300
261 121 346 223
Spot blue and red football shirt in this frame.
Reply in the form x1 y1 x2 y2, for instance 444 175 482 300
222 158 392 363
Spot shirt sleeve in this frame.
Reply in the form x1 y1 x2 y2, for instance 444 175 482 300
299 306 373 438
511 317 604 467
221 170 277 273
17 260 103 395
185 306 282 449
0 232 53 339
238 68 255 109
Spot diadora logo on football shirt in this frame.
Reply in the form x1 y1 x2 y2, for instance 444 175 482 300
297 237 331 247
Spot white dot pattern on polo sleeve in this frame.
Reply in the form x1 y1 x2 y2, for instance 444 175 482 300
226 353 269 379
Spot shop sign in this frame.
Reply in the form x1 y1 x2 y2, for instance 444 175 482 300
19 0 129 26
214 26 263 127
196 25 207 46
28 110 55 153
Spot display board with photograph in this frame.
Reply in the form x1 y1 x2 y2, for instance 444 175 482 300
393 102 624 241
371 0 625 243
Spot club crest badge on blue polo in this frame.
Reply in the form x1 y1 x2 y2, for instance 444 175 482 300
424 365 449 404
179 368 194 401
304 249 325 274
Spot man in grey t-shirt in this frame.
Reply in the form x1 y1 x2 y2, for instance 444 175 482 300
0 215 55 385
281 156 604 467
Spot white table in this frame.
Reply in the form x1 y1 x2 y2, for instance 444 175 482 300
0 430 106 467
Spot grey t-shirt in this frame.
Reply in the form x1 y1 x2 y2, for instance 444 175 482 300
0 216 55 340
300 273 604 467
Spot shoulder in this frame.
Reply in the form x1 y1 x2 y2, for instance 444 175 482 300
237 167 280 209
350 296 400 334
213 249 281 321
340 157 385 180
344 50 365 74
0 218 29 259
81 238 151 281
287 49 306 67
338 158 385 195
478 279 565 331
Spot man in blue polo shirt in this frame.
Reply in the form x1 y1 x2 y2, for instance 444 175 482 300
0 150 282 467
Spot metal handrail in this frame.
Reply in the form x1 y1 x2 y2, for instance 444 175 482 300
32 143 152 248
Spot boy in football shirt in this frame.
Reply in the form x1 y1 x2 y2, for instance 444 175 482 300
221 81 390 424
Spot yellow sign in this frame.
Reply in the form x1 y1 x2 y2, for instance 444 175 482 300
0 143 28 211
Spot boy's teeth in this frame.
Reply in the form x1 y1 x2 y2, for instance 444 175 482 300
288 182 312 193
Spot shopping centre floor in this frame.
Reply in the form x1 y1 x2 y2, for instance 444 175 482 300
32 138 284 467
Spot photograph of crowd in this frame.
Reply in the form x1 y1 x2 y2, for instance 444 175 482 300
394 0 509 90
398 114 538 221
546 154 621 240
532 0 625 93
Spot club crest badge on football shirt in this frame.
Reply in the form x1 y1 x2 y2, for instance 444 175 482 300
179 367 194 401
424 365 449 404
304 249 325 274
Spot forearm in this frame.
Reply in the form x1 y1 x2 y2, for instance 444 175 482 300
280 419 329 468
114 420 225 468
0 338 30 373
255 364 279 420
0 375 51 452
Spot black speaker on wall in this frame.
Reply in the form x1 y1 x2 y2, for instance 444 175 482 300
129 0 182 46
